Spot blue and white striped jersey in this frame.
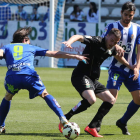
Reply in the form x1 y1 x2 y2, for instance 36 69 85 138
101 21 140 72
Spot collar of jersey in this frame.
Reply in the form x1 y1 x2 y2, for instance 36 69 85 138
119 20 132 29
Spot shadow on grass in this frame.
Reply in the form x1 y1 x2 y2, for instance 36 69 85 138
2 133 64 137
115 103 129 104
80 133 115 136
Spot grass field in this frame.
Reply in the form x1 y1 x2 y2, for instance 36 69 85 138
0 67 140 140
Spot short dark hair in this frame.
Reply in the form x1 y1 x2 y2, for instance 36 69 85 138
11 27 32 43
121 1 136 12
108 28 121 39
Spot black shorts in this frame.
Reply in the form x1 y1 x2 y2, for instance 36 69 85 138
71 75 107 96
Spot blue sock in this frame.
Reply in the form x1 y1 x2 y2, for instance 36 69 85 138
0 98 11 127
121 100 140 124
44 95 65 119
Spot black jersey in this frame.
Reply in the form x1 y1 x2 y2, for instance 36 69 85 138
72 35 117 80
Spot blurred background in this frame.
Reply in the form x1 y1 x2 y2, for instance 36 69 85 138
0 0 138 68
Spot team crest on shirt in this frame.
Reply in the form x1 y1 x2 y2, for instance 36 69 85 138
85 79 90 88
131 34 134 39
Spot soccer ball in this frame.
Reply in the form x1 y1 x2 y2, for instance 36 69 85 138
63 122 80 140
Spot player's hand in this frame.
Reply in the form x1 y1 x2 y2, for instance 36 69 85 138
75 54 89 64
115 44 125 57
62 41 73 49
133 66 139 81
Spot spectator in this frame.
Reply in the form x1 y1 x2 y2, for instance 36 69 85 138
43 1 50 22
87 2 98 23
16 5 27 21
70 5 85 22
30 8 39 21
0 2 11 20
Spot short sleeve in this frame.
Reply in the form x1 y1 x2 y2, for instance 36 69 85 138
82 35 93 45
34 46 48 56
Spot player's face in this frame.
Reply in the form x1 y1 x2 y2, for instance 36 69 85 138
105 34 120 49
121 10 135 25
23 37 30 44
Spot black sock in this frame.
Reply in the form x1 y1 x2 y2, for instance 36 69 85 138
89 102 113 128
65 99 91 120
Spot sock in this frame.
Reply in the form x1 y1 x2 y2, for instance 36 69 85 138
0 98 11 127
121 100 140 124
65 99 91 120
89 102 113 128
44 95 65 119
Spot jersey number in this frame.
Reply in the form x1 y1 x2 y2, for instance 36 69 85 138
13 45 23 60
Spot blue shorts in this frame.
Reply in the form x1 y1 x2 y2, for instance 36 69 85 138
107 69 140 92
4 75 46 99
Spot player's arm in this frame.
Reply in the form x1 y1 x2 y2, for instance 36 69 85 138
114 56 133 70
62 35 84 49
45 50 89 64
114 44 125 57
132 44 140 80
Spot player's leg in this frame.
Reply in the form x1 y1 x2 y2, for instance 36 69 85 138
116 90 140 135
27 75 68 132
40 89 67 120
85 88 115 138
40 89 69 133
94 70 123 132
65 90 95 120
120 90 140 123
116 73 140 135
87 87 116 129
0 91 14 133
65 76 96 120
0 75 20 134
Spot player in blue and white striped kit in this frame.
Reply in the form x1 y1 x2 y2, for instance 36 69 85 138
0 27 88 133
92 2 140 135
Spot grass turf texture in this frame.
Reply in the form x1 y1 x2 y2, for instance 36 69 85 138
0 67 140 140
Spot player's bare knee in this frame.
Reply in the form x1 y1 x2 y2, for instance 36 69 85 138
110 97 116 104
105 96 116 104
133 99 140 105
88 98 96 105
40 89 49 98
5 92 13 101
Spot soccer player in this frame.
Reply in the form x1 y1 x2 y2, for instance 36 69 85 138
0 27 89 133
58 28 131 137
92 2 140 135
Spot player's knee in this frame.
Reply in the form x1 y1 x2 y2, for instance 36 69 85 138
5 92 13 101
106 96 116 105
110 97 116 104
133 99 140 105
39 89 49 98
87 97 96 105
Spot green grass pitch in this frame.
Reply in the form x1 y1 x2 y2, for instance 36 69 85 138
0 67 140 140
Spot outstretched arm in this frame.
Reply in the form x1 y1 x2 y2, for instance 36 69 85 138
62 35 84 49
45 50 89 63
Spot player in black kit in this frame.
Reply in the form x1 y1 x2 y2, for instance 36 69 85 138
59 28 132 137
